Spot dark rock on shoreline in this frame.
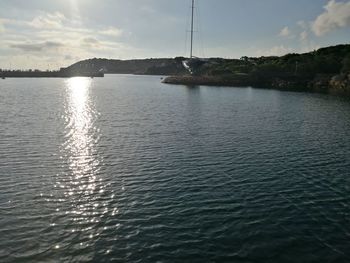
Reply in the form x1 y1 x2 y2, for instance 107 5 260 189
163 73 350 97
162 74 255 87
329 73 350 96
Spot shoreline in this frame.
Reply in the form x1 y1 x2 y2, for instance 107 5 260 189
162 75 254 87
0 71 104 79
162 74 350 97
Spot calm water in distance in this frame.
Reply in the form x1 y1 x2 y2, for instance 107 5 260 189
1 75 350 262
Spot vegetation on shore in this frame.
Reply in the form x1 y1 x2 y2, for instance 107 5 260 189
166 44 350 96
64 44 350 95
65 58 187 75
3 44 348 95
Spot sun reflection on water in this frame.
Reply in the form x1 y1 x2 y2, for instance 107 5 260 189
53 77 114 252
50 77 119 256
65 77 97 179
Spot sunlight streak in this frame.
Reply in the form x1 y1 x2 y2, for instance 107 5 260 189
64 77 98 181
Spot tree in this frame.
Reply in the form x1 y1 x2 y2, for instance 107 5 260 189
342 54 350 73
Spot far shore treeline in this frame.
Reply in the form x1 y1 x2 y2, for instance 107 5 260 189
1 44 350 96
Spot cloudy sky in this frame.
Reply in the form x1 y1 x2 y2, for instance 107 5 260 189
0 0 349 70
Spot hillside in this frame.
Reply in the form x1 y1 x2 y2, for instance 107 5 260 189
166 44 350 95
67 44 350 95
65 58 187 75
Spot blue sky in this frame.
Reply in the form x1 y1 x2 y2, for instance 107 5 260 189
0 0 349 69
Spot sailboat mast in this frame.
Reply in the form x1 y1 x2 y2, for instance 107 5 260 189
190 0 195 58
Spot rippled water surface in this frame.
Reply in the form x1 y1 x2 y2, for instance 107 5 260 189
1 75 350 262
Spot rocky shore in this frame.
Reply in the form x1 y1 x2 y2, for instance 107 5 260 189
163 72 350 97
162 75 254 87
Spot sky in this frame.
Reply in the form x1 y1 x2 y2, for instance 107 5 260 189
0 0 349 70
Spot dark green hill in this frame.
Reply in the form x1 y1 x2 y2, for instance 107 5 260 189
204 44 350 78
66 44 350 95
166 44 350 95
66 58 187 75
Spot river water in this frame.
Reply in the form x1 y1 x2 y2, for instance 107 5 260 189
1 75 350 262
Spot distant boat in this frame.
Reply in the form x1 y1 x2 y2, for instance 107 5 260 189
182 0 207 74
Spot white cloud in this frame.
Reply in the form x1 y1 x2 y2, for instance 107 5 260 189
10 41 64 52
100 26 123 37
312 0 350 36
82 37 99 44
81 37 101 48
0 20 4 32
0 9 146 69
256 45 293 57
279 26 291 37
300 31 308 41
2 11 129 60
297 20 308 30
0 17 27 28
2 12 72 30
28 12 67 29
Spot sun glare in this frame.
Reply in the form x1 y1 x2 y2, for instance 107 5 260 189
65 77 94 178
69 0 80 17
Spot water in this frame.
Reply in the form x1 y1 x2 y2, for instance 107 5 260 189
1 75 350 262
